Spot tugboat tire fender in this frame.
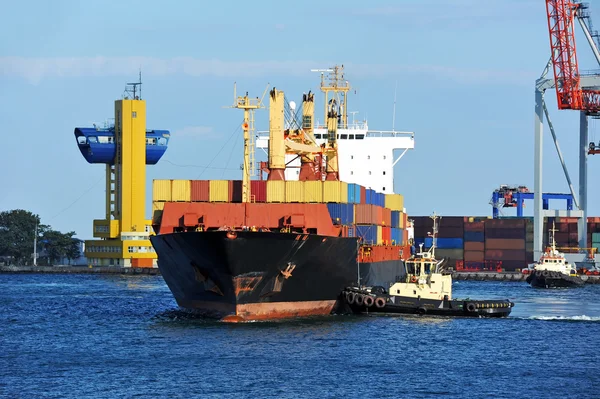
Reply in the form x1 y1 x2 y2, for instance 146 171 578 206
363 295 374 307
355 294 365 306
410 276 417 283
346 292 356 305
466 302 477 312
375 297 386 308
417 307 427 315
542 270 549 278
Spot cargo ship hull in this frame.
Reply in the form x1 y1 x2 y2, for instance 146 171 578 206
151 231 405 321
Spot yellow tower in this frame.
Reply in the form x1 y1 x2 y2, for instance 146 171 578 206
75 79 169 267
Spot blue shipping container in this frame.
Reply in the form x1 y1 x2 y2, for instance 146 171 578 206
391 211 401 228
356 225 377 244
365 189 373 205
377 193 385 207
424 237 464 249
463 231 485 242
347 183 361 204
327 203 354 225
391 227 402 245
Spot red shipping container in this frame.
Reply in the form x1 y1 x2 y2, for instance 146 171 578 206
251 180 267 203
382 226 391 244
464 242 484 252
360 186 367 204
440 217 464 228
464 221 485 232
485 249 526 261
355 204 383 225
485 219 525 229
438 226 464 238
191 180 210 202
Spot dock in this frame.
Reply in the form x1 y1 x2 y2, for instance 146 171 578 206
0 265 160 275
451 271 600 284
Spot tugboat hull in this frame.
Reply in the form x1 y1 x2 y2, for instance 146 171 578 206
526 270 584 288
342 288 513 318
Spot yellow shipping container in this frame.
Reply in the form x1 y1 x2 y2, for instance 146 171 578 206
152 201 165 225
340 181 348 203
304 181 323 203
153 179 171 202
399 211 405 229
323 181 342 203
267 180 285 202
285 181 305 202
385 193 404 211
377 225 383 245
209 180 229 202
171 180 191 201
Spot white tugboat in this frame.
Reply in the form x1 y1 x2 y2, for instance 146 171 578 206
342 213 514 318
525 223 584 288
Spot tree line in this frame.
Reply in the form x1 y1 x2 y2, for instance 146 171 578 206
0 209 81 266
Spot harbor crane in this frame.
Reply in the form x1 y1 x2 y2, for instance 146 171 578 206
534 0 600 258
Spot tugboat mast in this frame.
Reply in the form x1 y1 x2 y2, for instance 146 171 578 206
429 212 441 260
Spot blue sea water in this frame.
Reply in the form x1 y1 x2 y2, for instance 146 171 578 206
1 274 599 399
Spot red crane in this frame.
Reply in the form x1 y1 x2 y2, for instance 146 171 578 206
546 0 600 112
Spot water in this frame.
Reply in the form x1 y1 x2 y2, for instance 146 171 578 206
1 274 599 399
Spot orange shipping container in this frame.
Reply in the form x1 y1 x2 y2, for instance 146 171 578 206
382 207 392 227
382 226 391 245
464 242 485 252
485 238 525 250
355 204 379 225
464 251 484 262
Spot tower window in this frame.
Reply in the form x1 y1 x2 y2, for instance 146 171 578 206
383 187 386 191
132 111 137 118
383 171 386 175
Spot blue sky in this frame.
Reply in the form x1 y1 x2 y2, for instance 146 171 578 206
2 0 600 239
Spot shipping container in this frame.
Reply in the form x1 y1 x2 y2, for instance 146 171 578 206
191 180 210 202
592 232 600 243
464 251 484 262
485 238 525 250
485 249 526 261
347 183 361 204
209 180 229 202
424 237 464 249
360 186 367 204
171 180 191 202
391 211 401 228
365 189 375 205
327 203 354 225
323 181 343 203
382 207 392 227
435 249 464 260
391 227 402 245
228 180 243 202
266 180 285 203
463 231 484 242
438 226 464 238
464 221 485 232
152 179 171 202
356 225 377 244
152 201 165 224
304 181 323 203
354 204 382 225
464 241 485 252
377 225 383 245
485 219 525 229
402 212 407 229
285 181 305 203
384 194 404 211
485 228 525 240
441 216 464 228
382 226 391 245
251 180 267 203
340 181 349 203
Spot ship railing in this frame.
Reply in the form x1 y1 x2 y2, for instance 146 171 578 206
255 130 414 140
455 260 503 272
557 247 598 255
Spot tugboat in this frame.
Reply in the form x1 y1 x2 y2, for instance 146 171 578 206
342 213 514 318
525 223 584 288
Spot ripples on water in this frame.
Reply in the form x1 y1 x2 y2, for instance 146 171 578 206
1 274 599 399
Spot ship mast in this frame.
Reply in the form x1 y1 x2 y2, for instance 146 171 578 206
228 84 264 202
429 212 441 260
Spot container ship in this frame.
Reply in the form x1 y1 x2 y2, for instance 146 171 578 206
150 65 417 321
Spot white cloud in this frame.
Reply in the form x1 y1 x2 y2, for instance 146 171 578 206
0 56 534 86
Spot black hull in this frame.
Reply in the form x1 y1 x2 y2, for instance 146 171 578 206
526 270 584 288
342 288 513 318
150 231 404 321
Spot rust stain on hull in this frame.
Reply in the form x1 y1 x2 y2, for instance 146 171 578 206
233 275 264 297
232 300 337 322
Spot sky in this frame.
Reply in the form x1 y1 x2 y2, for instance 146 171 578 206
2 0 600 239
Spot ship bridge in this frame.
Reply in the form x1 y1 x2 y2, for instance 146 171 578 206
256 121 415 194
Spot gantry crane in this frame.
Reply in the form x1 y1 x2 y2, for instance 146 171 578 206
534 1 600 258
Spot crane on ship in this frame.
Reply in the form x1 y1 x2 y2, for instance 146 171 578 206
533 0 600 257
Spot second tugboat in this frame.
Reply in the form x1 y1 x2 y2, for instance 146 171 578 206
342 213 514 318
525 223 584 288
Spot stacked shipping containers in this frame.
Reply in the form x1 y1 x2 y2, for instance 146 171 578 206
152 179 407 246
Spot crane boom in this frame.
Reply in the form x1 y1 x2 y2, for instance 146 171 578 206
546 0 600 112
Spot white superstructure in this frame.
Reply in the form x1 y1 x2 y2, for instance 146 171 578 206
255 121 414 194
